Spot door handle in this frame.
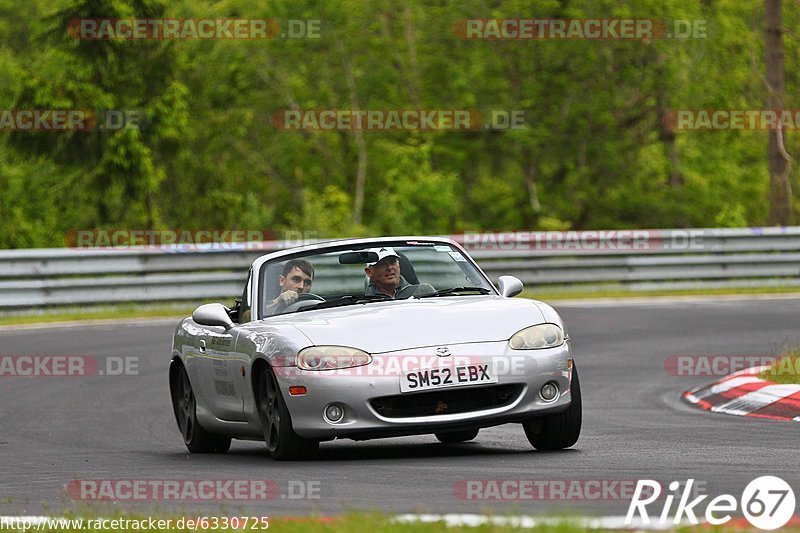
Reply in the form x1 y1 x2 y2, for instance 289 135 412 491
199 339 206 353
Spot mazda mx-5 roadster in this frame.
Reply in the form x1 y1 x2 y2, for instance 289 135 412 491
169 236 581 460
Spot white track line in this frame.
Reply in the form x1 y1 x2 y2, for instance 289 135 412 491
393 513 689 530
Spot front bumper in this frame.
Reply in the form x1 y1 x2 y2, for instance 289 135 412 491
273 340 574 440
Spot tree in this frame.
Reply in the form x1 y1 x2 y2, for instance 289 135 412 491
765 0 792 225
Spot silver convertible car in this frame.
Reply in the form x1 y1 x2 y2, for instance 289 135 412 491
169 237 581 460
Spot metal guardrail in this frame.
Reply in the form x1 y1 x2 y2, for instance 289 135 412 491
1 227 799 309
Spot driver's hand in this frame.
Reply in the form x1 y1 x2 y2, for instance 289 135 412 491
274 290 299 307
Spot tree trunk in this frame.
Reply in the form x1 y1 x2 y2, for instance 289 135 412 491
655 53 683 187
402 0 421 108
342 51 367 226
765 0 792 225
524 159 541 212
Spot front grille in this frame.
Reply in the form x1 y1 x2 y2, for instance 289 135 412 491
370 384 523 418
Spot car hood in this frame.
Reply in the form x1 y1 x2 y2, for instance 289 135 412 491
277 295 547 353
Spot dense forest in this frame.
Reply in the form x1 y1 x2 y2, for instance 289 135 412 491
0 0 798 248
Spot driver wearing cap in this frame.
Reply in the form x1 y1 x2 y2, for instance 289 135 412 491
364 247 409 298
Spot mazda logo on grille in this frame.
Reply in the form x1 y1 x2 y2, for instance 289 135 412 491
435 346 451 357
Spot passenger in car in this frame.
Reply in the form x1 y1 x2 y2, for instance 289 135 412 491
263 259 315 315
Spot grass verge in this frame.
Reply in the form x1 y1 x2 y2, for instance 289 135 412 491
524 285 800 301
0 304 198 326
759 350 800 384
0 513 590 533
1 512 797 532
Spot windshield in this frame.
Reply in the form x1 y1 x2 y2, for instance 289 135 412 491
258 242 494 317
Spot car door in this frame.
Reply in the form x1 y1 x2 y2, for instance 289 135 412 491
192 322 247 422
191 272 252 422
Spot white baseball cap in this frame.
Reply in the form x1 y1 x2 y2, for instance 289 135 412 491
366 246 400 266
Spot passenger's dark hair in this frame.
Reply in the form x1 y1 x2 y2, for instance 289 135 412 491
282 258 314 279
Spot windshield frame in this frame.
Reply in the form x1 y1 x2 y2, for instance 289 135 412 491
250 237 497 320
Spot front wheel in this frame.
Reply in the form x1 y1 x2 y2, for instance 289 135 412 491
435 429 479 443
171 364 231 453
523 364 582 451
255 366 319 460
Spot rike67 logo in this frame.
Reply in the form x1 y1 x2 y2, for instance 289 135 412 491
626 476 796 530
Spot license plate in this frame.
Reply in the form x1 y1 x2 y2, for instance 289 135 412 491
400 362 498 393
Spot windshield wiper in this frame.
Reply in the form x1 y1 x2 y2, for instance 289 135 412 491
297 294 392 312
415 286 492 298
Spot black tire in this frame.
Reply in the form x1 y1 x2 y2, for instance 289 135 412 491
255 365 319 460
523 364 582 451
171 364 231 453
435 429 479 443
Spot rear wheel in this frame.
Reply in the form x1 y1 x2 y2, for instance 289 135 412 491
523 364 582 451
255 366 319 460
435 429 479 443
171 364 231 453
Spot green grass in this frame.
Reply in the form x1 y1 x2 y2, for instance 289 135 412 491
0 304 198 326
524 285 800 301
759 351 800 384
0 513 589 533
0 512 796 532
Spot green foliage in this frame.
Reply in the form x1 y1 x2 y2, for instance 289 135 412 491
292 184 364 237
759 352 800 385
0 0 798 248
374 139 459 234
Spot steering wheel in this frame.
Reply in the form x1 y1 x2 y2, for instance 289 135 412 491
297 292 325 302
281 293 325 314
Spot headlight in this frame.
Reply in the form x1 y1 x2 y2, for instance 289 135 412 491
509 324 565 350
297 346 372 371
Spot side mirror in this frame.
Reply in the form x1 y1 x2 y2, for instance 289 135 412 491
192 303 234 329
498 275 524 298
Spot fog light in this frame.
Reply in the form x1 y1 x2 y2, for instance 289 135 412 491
539 382 559 402
324 403 345 423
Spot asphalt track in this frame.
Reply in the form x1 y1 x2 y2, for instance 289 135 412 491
1 297 799 519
